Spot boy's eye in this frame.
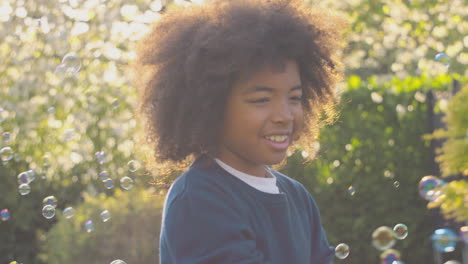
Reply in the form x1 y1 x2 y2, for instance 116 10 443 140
248 98 269 103
248 96 303 104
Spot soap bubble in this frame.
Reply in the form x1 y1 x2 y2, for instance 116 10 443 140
380 249 400 264
26 170 36 182
63 207 75 219
120 176 134 190
347 186 356 196
99 171 110 181
418 176 444 201
42 205 56 219
110 260 127 264
127 160 141 172
393 181 400 188
372 226 396 251
334 243 350 259
431 228 457 253
111 99 120 108
393 223 408 240
84 220 94 232
434 52 450 67
1 146 14 162
18 184 31 195
17 171 31 184
47 107 56 115
62 128 76 141
100 210 111 222
43 195 58 208
55 52 82 77
1 209 10 221
2 131 11 143
104 178 114 189
95 151 108 164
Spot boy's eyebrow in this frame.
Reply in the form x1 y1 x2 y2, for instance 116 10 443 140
243 85 302 94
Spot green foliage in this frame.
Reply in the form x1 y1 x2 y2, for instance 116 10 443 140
283 75 457 264
39 188 164 264
424 83 468 222
0 0 466 262
429 83 468 177
306 0 467 79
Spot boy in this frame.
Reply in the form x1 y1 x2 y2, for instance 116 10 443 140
135 0 346 263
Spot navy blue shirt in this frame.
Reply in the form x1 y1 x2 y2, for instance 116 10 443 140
160 156 334 264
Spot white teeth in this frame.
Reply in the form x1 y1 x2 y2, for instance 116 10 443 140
265 135 288 142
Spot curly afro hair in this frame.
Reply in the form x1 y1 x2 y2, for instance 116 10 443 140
134 0 347 175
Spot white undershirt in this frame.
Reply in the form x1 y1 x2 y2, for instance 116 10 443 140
214 158 280 194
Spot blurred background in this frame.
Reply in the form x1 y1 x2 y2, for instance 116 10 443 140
0 0 466 263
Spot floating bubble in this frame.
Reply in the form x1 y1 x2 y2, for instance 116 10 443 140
112 99 120 108
434 52 450 67
17 172 31 184
100 210 111 222
47 107 56 115
347 186 356 196
43 195 58 208
419 176 444 201
26 170 36 182
120 176 134 190
99 171 110 181
18 184 31 195
55 52 82 77
380 249 400 264
372 226 396 251
62 128 75 141
127 160 141 173
1 209 10 221
432 228 457 253
1 146 14 162
460 226 468 243
95 151 108 164
42 205 56 219
104 178 114 189
110 260 127 264
335 243 350 259
393 223 408 240
2 132 11 143
393 181 400 188
63 207 75 219
84 220 94 232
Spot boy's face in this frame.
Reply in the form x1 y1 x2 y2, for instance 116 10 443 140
217 60 304 177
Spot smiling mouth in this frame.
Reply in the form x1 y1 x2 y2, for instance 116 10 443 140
263 135 291 151
264 135 288 142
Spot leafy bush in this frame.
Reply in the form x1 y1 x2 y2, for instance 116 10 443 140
39 188 164 264
283 75 461 263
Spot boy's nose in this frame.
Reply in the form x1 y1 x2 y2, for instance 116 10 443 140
271 101 293 123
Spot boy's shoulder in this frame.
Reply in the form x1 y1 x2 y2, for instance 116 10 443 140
164 158 233 205
270 169 307 192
